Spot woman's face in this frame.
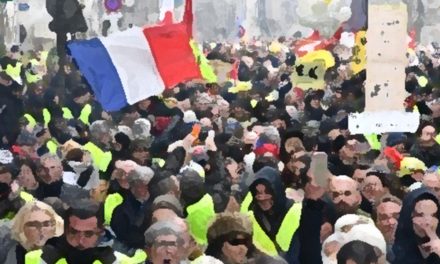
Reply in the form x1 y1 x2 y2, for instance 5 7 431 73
131 148 150 165
412 199 439 238
310 98 321 109
18 164 37 189
23 210 55 248
222 234 249 264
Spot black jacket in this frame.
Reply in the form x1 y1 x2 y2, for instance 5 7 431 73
42 238 116 264
110 191 151 249
248 167 324 264
392 188 440 264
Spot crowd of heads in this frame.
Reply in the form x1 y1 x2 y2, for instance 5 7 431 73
0 24 440 264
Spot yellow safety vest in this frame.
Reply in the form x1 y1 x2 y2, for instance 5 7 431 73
3 62 22 83
240 192 253 213
62 104 92 125
25 249 103 264
115 249 147 264
20 191 34 202
104 192 124 226
62 107 74 120
25 249 141 264
186 194 216 245
248 203 302 256
83 142 112 172
79 104 92 125
23 108 51 129
46 139 58 155
23 114 37 130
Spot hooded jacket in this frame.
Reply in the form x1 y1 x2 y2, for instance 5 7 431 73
248 167 324 264
392 188 440 264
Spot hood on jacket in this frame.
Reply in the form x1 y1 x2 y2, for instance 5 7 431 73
249 166 287 214
393 187 440 263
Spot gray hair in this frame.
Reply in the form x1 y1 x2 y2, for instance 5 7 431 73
40 153 61 165
127 166 154 186
89 120 113 140
144 221 184 248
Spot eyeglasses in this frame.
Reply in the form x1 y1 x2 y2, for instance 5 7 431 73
154 240 177 248
332 190 353 199
228 238 248 246
25 220 54 229
67 227 99 238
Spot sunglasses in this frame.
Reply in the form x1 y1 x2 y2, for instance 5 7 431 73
228 238 248 246
332 191 353 199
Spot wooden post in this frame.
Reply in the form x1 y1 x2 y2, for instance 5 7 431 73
348 2 420 134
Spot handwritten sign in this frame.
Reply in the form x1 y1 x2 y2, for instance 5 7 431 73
349 3 419 134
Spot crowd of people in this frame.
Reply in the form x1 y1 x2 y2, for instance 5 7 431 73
1 24 440 264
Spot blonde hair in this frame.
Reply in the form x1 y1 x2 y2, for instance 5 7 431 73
12 201 64 250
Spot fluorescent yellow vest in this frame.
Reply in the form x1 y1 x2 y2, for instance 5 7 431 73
240 192 253 213
83 142 112 172
248 203 302 256
186 194 215 245
25 249 139 264
104 192 124 226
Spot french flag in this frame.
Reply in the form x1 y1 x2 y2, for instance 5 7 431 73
67 0 201 111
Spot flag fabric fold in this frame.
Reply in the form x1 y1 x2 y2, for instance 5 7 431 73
67 0 201 112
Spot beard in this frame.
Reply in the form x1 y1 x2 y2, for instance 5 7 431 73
335 201 359 216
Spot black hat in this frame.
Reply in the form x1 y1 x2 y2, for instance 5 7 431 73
332 135 346 153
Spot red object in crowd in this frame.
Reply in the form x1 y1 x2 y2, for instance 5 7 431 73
384 146 404 169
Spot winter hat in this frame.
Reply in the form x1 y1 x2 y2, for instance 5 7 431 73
114 132 131 149
152 194 184 217
0 149 13 165
117 125 133 140
207 212 252 243
132 118 151 139
332 135 346 153
192 256 224 264
115 160 139 174
183 110 198 124
179 169 205 205
386 133 407 147
344 224 387 255
16 130 37 146
127 165 154 185
191 145 209 164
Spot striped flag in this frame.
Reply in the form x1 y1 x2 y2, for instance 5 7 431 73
67 0 201 111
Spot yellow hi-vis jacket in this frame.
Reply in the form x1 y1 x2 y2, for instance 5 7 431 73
25 248 146 264
241 193 302 256
186 193 216 245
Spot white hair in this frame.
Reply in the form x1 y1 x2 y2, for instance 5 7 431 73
128 166 154 186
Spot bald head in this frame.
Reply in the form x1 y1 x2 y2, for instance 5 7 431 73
329 176 362 216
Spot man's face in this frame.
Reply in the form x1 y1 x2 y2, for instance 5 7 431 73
352 169 367 185
42 159 63 183
361 175 385 202
66 216 101 250
254 183 274 211
131 181 149 202
423 173 440 198
0 172 12 185
412 199 439 238
149 234 180 264
376 201 401 243
420 125 436 145
329 178 361 215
